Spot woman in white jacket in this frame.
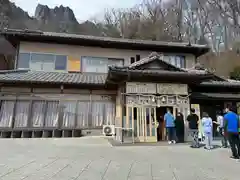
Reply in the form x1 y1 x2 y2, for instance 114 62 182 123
202 112 213 150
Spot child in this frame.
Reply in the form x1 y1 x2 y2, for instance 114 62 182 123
202 112 213 150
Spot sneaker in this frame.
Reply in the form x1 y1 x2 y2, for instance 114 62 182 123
172 140 176 144
168 141 172 144
230 156 239 160
204 147 211 150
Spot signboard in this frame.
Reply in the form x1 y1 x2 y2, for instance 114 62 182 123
157 83 188 95
126 82 156 94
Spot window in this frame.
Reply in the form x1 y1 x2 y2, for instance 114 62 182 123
17 52 67 71
136 55 141 61
130 57 135 64
31 101 46 127
45 101 59 127
0 100 15 128
81 56 123 73
30 53 55 71
17 53 30 69
163 55 185 68
62 101 77 128
55 55 67 70
14 101 30 128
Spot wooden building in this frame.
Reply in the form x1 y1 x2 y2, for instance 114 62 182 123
0 29 240 142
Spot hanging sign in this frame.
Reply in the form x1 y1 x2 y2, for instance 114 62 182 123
126 82 156 94
157 83 188 95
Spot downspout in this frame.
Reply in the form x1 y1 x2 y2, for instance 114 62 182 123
14 42 19 70
87 90 92 135
121 69 130 143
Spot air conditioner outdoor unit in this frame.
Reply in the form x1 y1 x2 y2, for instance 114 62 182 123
103 125 115 136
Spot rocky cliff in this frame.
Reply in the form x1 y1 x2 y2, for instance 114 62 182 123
35 4 77 23
0 0 102 35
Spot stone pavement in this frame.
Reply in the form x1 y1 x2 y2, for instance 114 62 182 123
0 137 239 180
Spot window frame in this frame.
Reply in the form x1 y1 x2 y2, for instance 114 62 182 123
17 51 68 72
81 56 124 73
163 55 186 68
54 55 68 71
17 52 31 69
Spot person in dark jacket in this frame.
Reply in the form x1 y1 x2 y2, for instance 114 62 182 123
175 112 185 143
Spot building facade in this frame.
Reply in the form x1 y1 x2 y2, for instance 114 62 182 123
0 29 240 142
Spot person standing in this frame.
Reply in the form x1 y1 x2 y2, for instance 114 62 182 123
164 108 176 144
175 112 185 143
224 106 240 159
215 112 228 148
187 108 199 148
202 112 213 150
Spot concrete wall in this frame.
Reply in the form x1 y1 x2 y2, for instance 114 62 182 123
19 41 196 68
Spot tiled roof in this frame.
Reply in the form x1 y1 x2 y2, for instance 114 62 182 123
1 29 210 57
111 52 210 76
109 67 211 76
200 80 240 87
1 29 208 49
0 70 107 85
191 92 240 99
128 52 184 72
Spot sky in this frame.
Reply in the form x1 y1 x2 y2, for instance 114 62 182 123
10 0 140 22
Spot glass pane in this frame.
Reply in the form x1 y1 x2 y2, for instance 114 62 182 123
31 53 54 63
91 102 104 127
45 101 59 127
42 62 55 71
30 63 42 71
169 56 176 66
0 100 15 128
18 53 30 69
108 58 124 66
105 101 115 125
180 56 186 68
30 53 55 71
76 101 90 128
62 101 77 128
81 56 109 73
31 101 46 127
14 101 30 128
176 56 181 68
55 55 67 70
163 55 170 64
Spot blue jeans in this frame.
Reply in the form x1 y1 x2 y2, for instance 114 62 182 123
166 127 176 141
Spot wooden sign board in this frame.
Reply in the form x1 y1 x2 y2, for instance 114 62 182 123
126 82 156 94
157 83 188 95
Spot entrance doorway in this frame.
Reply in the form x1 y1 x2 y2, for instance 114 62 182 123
156 106 173 141
127 106 157 142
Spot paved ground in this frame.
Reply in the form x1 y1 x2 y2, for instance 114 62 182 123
0 137 239 180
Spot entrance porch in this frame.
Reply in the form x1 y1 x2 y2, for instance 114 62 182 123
115 83 190 143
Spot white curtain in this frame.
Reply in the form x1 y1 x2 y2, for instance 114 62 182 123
91 102 104 127
176 56 181 68
31 101 45 127
0 100 15 128
105 102 115 125
76 101 90 128
62 101 77 128
45 101 59 127
14 101 30 128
